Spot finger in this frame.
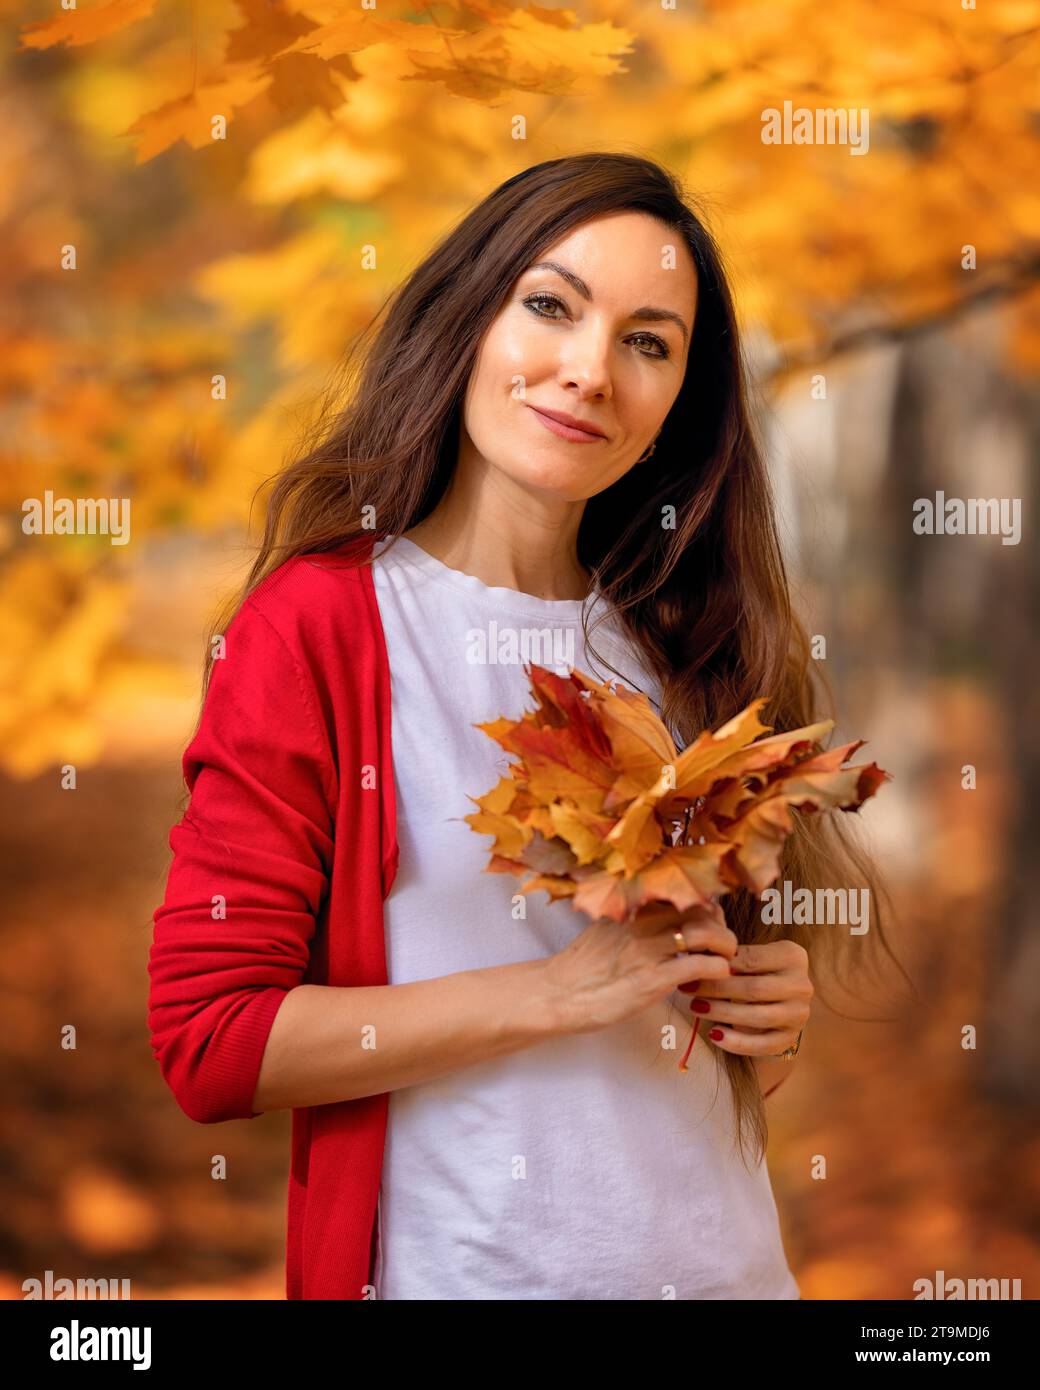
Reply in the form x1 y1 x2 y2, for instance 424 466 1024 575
661 918 738 962
705 1024 800 1055
686 998 799 1029
684 971 805 1002
632 899 725 939
729 940 807 973
663 951 733 987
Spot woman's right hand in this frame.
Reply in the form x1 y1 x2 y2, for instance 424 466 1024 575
540 898 738 1036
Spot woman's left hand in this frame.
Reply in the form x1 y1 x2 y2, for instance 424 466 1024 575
681 939 812 1055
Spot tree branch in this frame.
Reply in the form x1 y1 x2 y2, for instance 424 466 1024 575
760 250 1040 382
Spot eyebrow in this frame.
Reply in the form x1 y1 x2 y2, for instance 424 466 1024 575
527 260 690 347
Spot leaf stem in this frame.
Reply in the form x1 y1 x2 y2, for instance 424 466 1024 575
678 1015 701 1071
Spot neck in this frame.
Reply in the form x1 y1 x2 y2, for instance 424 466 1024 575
402 468 592 602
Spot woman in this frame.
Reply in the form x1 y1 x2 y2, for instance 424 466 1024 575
149 152 893 1300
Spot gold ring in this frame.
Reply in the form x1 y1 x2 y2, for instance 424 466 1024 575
775 1028 804 1060
673 928 686 954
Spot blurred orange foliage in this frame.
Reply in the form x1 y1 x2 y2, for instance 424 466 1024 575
2 0 1038 775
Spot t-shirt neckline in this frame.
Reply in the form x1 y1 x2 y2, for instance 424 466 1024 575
374 533 602 622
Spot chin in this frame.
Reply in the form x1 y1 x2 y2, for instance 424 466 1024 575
501 455 599 498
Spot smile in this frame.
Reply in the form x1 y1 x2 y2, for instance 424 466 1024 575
526 405 606 443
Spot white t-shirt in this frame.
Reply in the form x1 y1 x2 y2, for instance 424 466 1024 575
369 534 800 1300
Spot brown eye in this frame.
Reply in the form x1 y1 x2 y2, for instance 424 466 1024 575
629 333 670 360
523 292 566 318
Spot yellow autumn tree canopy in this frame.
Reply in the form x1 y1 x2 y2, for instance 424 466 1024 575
3 0 1038 774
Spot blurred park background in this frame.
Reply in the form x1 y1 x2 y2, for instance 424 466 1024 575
2 0 1038 1298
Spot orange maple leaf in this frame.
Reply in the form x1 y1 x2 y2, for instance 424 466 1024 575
463 662 891 923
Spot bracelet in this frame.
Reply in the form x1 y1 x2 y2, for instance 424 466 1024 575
775 1027 804 1061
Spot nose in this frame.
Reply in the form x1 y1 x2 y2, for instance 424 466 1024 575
556 321 613 400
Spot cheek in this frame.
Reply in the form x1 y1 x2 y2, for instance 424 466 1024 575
464 350 526 442
635 369 678 412
468 335 519 411
614 374 678 439
485 311 551 383
467 344 510 413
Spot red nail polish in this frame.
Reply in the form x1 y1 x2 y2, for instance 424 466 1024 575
690 999 710 1014
709 1027 724 1041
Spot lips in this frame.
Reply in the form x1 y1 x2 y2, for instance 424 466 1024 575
526 404 607 442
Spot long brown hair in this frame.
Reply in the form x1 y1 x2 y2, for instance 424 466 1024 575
193 151 908 1168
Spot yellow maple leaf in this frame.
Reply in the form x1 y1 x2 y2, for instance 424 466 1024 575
122 62 272 163
19 0 157 51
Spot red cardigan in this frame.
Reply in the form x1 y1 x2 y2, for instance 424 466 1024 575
147 535 399 1299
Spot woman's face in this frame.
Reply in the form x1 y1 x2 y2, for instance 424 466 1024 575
460 210 697 502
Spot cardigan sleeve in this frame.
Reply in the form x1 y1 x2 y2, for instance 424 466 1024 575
148 596 336 1124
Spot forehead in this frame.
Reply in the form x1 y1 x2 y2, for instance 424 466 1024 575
523 211 697 317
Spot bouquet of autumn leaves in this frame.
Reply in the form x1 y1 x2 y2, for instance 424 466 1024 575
463 663 891 1070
